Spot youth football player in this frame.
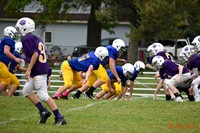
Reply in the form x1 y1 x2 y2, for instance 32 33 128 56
52 46 108 99
16 17 66 125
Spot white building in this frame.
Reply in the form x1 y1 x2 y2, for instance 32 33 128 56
0 2 131 56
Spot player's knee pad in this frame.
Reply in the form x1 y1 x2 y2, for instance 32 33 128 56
37 91 49 101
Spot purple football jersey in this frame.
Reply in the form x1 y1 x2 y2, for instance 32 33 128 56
187 53 200 71
21 34 48 77
162 60 189 77
157 51 173 60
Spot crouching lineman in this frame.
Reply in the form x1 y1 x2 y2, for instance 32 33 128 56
152 55 191 101
72 39 126 99
96 61 145 100
179 43 200 102
52 46 109 99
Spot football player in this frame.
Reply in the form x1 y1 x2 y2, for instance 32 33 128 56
96 61 145 100
0 26 21 96
52 46 108 99
179 45 200 102
146 43 175 101
152 55 191 102
16 17 66 125
72 39 126 99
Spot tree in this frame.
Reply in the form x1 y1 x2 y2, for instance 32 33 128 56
128 0 200 62
1 0 103 47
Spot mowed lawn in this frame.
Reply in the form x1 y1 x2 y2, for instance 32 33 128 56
0 96 200 133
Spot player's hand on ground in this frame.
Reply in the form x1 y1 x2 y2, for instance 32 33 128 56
153 94 157 100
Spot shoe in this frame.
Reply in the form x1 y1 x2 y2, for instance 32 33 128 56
85 91 95 99
72 94 79 99
60 95 68 99
38 110 51 124
54 117 67 125
52 95 59 99
175 96 183 102
194 96 200 102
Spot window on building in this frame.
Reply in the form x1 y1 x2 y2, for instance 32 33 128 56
44 31 52 44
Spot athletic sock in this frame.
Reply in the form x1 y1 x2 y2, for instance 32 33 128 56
88 86 96 94
174 93 182 98
53 93 60 97
76 90 83 97
36 102 46 112
62 91 69 97
53 109 63 119
165 94 171 101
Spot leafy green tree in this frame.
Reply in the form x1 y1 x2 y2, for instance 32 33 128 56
128 0 200 62
1 0 102 47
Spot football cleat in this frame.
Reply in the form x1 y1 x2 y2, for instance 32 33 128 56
175 96 183 102
38 110 51 124
52 95 59 100
85 91 95 99
71 94 79 99
54 117 67 125
60 95 69 99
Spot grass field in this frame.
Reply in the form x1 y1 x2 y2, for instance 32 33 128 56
0 96 200 133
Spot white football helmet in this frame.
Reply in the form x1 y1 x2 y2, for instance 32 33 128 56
112 39 125 51
151 43 164 55
151 55 165 69
134 61 145 74
122 63 135 79
179 45 195 63
94 46 109 61
146 44 154 57
192 35 200 52
178 52 187 65
4 26 17 39
15 42 23 53
15 17 35 36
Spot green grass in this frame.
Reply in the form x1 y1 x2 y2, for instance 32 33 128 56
0 97 200 133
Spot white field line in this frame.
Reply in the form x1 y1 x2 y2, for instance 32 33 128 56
0 97 148 126
134 79 154 90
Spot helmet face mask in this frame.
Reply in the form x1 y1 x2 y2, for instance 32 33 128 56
15 42 23 54
124 71 133 79
4 26 18 40
146 45 154 57
179 45 195 62
152 56 164 69
192 35 200 52
178 53 188 65
134 61 145 75
122 63 135 79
